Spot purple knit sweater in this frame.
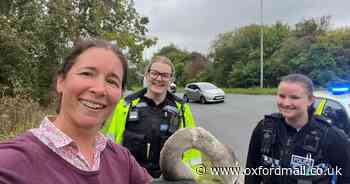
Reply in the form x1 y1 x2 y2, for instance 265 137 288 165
0 132 152 184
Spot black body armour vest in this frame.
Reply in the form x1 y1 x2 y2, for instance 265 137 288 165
260 113 333 184
122 101 182 178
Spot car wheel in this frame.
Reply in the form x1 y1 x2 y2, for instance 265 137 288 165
200 96 206 104
183 95 189 103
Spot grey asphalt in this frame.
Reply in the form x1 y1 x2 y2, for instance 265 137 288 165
125 90 277 166
180 93 277 167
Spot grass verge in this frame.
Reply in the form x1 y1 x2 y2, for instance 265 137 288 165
0 92 54 141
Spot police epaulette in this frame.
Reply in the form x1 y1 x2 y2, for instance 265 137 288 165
260 113 282 129
168 92 184 104
124 88 147 104
313 115 332 127
314 115 350 139
264 112 282 119
332 127 349 140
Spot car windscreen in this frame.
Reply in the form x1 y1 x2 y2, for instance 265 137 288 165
199 83 217 90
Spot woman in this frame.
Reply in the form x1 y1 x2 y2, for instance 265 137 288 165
103 56 201 178
245 74 350 184
0 39 152 184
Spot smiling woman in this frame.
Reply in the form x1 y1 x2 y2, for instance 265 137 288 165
0 39 152 184
56 47 124 133
245 73 350 184
103 55 202 179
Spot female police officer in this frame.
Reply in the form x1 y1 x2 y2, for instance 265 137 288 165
103 56 201 178
245 74 350 184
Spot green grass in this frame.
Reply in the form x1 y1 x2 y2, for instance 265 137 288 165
178 87 276 95
128 83 277 95
222 87 277 95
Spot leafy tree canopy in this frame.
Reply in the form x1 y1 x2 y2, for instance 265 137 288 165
0 0 155 104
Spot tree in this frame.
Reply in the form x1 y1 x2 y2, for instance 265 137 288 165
203 16 349 88
153 44 192 85
318 28 350 81
295 16 331 38
208 23 290 87
0 0 155 104
183 52 209 81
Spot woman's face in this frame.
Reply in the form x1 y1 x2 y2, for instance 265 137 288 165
57 47 123 129
276 81 314 123
145 61 172 95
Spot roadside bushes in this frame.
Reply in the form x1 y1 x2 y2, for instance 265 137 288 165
0 87 53 141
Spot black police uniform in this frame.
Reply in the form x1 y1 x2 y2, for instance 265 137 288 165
122 89 184 178
245 112 350 184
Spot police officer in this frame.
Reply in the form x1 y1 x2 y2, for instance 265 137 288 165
103 56 201 178
245 74 350 184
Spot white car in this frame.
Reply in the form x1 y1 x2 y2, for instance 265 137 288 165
183 82 225 104
313 87 350 135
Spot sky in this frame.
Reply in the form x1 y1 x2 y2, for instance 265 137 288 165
134 0 350 58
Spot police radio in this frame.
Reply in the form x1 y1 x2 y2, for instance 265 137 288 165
162 105 181 134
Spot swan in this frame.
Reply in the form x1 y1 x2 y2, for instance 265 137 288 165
151 127 243 184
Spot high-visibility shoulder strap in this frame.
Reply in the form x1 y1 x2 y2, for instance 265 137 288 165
314 99 326 116
103 97 140 144
176 102 197 128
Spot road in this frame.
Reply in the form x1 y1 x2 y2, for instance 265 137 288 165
182 93 277 166
125 90 277 166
